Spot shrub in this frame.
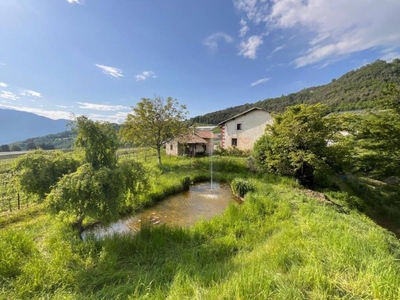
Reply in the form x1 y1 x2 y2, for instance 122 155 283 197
13 150 78 200
231 178 256 198
214 146 249 157
181 177 191 190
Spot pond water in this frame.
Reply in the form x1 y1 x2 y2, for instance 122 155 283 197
81 182 238 239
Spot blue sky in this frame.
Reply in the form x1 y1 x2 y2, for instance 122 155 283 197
1 0 399 123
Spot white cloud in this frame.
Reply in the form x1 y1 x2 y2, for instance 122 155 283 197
89 112 129 124
77 102 130 111
0 103 72 120
0 82 7 88
203 32 234 51
250 77 270 86
67 0 84 4
95 64 123 78
233 0 269 24
271 44 285 55
239 19 249 37
238 35 263 59
0 91 19 101
234 0 400 68
20 89 42 98
135 71 158 81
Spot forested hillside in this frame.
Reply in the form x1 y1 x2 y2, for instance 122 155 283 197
3 124 121 151
192 59 400 124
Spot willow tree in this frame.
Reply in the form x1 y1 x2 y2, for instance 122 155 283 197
120 97 190 164
47 116 148 231
73 115 119 170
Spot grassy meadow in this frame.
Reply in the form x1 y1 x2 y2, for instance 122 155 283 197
1 154 400 299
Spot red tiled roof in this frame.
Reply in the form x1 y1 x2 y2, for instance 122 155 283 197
177 133 207 144
195 130 216 139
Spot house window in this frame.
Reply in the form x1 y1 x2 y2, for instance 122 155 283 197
170 144 173 150
232 138 237 146
236 123 242 130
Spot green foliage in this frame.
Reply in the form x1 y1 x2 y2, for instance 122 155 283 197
12 150 78 199
254 104 346 187
0 144 10 152
181 176 191 190
191 59 400 124
347 84 400 178
74 116 119 170
47 164 121 228
47 160 148 230
230 178 255 198
10 130 76 151
0 230 36 280
10 144 21 151
214 146 249 157
120 96 190 164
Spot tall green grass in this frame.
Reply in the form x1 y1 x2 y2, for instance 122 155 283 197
1 155 400 299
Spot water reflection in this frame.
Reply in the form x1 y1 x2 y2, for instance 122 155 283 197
82 182 238 239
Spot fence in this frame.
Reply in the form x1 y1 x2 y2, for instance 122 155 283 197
0 173 32 213
117 147 157 162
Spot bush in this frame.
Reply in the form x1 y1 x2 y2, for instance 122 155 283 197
231 178 255 198
13 150 78 200
181 177 191 190
214 146 249 157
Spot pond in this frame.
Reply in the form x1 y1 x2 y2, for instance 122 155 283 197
81 182 239 239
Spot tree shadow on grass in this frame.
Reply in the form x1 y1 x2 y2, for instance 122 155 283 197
75 224 239 299
338 175 400 238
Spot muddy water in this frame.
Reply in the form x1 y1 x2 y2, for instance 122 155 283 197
82 182 238 239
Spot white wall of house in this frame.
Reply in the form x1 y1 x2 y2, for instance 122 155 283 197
220 110 273 151
165 140 179 156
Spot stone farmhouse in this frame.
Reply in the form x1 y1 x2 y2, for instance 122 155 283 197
218 107 273 151
165 129 216 157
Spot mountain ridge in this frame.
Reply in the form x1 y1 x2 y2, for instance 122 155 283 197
0 109 69 145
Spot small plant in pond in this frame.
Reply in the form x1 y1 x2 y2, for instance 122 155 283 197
231 178 255 198
181 176 191 190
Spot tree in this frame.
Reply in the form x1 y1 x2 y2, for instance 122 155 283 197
10 144 21 151
0 144 10 152
13 150 79 200
47 160 147 231
73 116 119 169
120 97 190 164
349 83 400 178
26 142 36 150
254 104 346 187
46 116 148 231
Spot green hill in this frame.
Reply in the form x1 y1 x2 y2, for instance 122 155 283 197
192 59 400 124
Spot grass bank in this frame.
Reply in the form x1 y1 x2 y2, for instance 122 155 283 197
1 155 400 299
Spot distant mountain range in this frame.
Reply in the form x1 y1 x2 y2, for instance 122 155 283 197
191 59 400 125
0 109 69 145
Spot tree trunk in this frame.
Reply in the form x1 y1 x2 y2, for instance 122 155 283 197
157 146 162 164
74 215 85 237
